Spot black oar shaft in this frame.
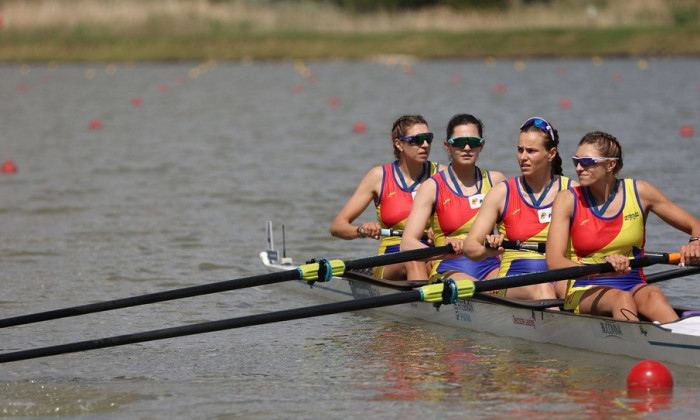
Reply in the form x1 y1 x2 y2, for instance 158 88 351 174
473 255 665 293
344 245 451 271
0 245 452 329
647 266 700 284
0 291 422 364
0 269 302 328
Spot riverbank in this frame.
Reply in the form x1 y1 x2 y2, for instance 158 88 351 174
1 0 699 61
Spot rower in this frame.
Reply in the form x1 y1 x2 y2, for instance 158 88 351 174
401 113 506 283
330 115 442 281
463 116 575 300
546 131 700 323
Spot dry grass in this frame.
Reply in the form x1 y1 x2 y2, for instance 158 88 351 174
0 0 691 34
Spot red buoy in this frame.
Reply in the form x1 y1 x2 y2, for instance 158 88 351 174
1 160 18 174
132 96 143 107
560 97 572 109
353 121 367 133
89 118 103 130
328 97 339 108
293 83 304 93
680 125 694 137
627 360 673 391
495 83 507 94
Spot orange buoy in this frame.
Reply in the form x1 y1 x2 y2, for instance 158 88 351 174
353 121 367 133
1 160 18 174
680 125 694 137
89 118 103 130
627 360 673 391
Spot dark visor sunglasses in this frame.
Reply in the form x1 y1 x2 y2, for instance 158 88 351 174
448 136 485 149
398 132 433 146
520 117 555 142
572 156 619 168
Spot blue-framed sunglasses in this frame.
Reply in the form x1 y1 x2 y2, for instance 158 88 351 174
448 136 485 149
398 132 433 146
520 117 555 142
572 156 619 168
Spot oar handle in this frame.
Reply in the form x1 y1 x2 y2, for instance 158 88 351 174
379 228 429 241
344 244 453 272
473 253 671 294
484 239 546 253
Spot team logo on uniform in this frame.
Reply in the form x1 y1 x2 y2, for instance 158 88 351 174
469 194 485 209
538 208 552 224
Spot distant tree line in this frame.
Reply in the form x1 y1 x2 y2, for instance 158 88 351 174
262 0 553 13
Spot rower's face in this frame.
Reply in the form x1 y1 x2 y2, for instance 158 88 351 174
395 123 431 162
574 144 615 185
517 131 553 176
445 123 482 165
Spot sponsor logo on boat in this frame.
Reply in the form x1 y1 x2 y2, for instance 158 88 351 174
600 322 623 338
454 300 474 322
512 315 536 328
624 211 640 221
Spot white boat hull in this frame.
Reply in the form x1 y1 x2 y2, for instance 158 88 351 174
259 248 700 367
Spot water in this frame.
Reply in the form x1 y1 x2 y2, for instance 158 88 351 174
0 58 699 417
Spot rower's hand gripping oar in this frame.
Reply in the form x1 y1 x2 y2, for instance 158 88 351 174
0 253 676 364
484 239 546 253
0 245 454 329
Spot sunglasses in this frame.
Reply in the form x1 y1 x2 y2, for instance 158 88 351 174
520 117 555 142
572 156 619 168
398 132 433 146
447 136 485 149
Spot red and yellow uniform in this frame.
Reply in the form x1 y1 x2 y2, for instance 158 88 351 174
497 176 572 277
373 161 439 277
429 167 499 282
565 178 647 312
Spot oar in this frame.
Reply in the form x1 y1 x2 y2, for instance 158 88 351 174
485 239 546 253
0 245 453 329
646 266 700 284
379 228 429 241
0 253 674 364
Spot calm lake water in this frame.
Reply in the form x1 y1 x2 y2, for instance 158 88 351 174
1 57 699 418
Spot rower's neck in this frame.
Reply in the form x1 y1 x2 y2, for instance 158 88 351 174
522 171 554 193
450 163 477 186
588 178 619 203
396 158 426 180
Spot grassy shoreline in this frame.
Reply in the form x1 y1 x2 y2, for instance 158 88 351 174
1 0 699 62
3 25 700 62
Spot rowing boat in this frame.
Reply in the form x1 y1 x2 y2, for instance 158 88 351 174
259 222 700 367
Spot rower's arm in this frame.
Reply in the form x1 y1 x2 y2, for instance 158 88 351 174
330 166 383 240
400 179 436 252
546 190 579 270
463 182 507 261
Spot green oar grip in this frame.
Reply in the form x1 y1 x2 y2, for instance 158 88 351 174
297 259 346 282
418 279 475 303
